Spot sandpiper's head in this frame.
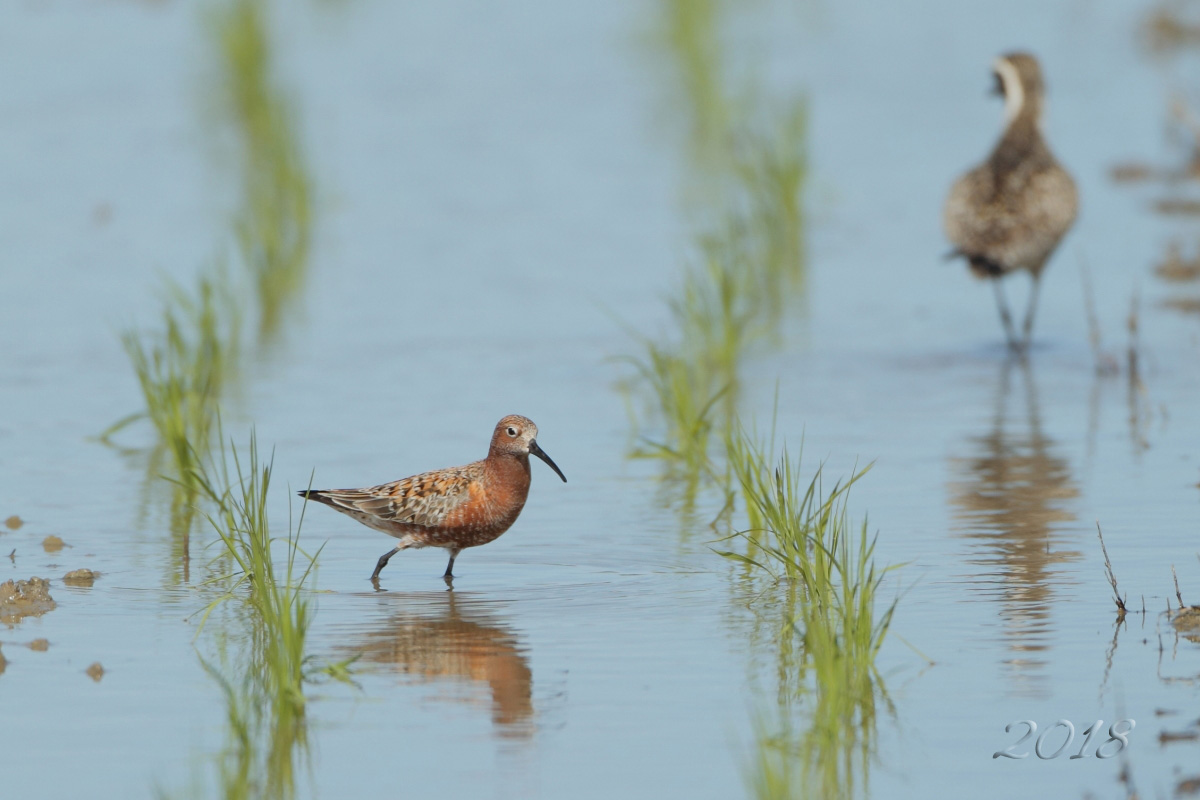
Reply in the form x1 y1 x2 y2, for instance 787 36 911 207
991 51 1045 125
490 415 567 482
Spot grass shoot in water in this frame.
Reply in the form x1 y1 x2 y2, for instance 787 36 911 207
722 425 897 799
114 274 242 494
624 102 807 500
171 429 354 800
105 0 313 575
192 430 321 716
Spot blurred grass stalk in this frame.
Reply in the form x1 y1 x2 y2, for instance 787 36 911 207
216 0 313 341
117 274 243 506
658 0 729 163
630 0 807 500
723 428 896 800
122 3 323 795
108 0 312 542
628 107 806 499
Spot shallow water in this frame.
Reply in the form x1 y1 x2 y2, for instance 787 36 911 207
2 0 1200 797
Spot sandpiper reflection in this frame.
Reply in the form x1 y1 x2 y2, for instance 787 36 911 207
947 357 1082 696
350 593 533 737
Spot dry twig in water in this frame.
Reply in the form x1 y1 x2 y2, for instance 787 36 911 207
1097 522 1128 616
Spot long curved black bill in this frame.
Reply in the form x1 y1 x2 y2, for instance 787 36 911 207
529 440 567 483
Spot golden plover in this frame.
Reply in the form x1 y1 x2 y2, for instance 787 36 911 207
945 51 1078 349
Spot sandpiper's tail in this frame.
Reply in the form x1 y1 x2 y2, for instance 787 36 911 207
297 489 336 507
946 248 1006 277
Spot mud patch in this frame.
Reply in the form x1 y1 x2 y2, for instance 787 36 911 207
3 515 22 531
42 536 64 552
0 644 6 676
85 662 104 682
1163 296 1200 315
63 569 98 587
1110 162 1156 183
0 577 56 625
28 638 49 652
1155 245 1200 282
1154 198 1200 215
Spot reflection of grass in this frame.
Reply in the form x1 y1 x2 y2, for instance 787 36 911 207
200 647 311 800
722 428 896 799
215 0 313 342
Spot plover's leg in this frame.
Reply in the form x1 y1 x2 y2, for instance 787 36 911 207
443 548 461 580
992 278 1018 349
1020 271 1044 348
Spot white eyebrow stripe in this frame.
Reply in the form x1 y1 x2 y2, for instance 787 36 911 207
992 56 1025 124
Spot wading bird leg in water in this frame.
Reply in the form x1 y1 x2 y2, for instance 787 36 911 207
992 279 1019 349
1020 271 1044 348
443 548 460 581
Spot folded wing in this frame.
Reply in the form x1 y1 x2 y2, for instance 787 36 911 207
301 462 482 529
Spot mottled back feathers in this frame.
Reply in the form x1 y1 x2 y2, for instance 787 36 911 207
304 462 485 534
944 52 1078 278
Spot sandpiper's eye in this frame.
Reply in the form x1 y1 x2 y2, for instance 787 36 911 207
506 426 518 437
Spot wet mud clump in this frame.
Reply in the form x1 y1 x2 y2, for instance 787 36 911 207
63 569 98 587
0 578 57 625
86 662 105 682
0 644 7 676
4 515 22 530
42 536 64 552
28 638 49 652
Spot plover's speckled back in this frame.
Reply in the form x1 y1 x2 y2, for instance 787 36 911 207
944 51 1078 350
301 415 566 585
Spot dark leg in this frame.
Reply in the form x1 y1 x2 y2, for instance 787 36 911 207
1020 271 1044 349
442 549 460 588
992 278 1018 350
371 545 399 582
443 549 460 580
